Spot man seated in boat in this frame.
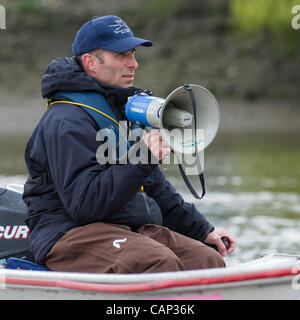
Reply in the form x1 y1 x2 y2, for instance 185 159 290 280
22 15 235 273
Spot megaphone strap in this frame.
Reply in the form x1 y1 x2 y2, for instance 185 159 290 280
178 163 205 199
178 84 206 199
47 100 124 134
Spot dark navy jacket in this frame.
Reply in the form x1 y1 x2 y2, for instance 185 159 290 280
23 57 214 265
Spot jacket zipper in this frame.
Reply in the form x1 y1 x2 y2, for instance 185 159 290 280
140 191 150 221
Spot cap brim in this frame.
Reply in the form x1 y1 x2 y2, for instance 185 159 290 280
101 37 153 53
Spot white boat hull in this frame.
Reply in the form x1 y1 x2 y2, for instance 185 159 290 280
1 253 300 300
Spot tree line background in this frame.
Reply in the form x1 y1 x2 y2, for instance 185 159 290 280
0 0 299 102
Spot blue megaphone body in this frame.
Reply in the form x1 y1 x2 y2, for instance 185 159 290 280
125 92 194 129
125 93 165 128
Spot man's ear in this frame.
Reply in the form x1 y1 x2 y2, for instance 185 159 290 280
81 53 97 73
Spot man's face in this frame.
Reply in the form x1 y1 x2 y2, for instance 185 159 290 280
91 48 138 88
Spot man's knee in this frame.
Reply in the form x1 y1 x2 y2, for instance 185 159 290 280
205 247 226 268
178 243 226 270
137 246 185 273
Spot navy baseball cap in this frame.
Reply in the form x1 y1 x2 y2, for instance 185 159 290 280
72 15 153 55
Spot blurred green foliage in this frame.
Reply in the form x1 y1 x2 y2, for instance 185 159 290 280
229 0 300 54
229 0 299 36
9 0 300 39
11 0 42 13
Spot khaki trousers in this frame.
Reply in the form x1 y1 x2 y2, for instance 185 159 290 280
45 222 225 273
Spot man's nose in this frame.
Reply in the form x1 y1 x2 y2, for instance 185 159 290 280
128 55 138 69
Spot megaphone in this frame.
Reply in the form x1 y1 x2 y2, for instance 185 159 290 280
125 84 220 155
125 84 220 199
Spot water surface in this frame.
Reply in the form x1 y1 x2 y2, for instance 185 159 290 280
1 132 300 266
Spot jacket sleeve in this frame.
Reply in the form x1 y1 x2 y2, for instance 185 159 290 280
144 167 214 242
43 104 157 225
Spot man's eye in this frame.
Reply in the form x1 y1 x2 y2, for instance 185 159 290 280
116 50 136 57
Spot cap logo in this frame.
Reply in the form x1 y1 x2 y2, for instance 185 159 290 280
109 17 131 34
